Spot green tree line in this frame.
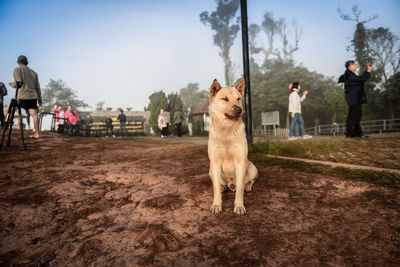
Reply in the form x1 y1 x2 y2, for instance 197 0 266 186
201 1 400 129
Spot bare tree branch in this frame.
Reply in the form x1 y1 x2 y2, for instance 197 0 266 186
337 4 378 23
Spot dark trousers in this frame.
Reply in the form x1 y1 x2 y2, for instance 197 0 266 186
58 124 65 133
0 101 4 128
119 122 127 137
106 126 113 136
175 122 182 137
69 124 79 136
85 127 91 136
346 104 362 137
161 126 168 136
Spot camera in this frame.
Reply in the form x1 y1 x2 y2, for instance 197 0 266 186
15 81 23 89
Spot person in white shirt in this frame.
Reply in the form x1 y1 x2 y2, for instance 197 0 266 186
58 105 65 133
288 82 312 140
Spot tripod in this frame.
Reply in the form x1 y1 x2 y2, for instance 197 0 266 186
0 82 27 150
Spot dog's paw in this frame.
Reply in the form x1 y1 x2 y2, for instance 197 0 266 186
233 204 246 215
210 203 222 214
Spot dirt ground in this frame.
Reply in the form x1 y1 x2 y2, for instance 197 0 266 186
0 132 399 266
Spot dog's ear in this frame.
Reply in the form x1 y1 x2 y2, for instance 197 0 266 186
234 79 245 96
210 79 222 99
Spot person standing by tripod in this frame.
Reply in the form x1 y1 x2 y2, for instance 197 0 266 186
9 55 42 139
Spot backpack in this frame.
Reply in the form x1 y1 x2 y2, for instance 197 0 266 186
0 82 7 97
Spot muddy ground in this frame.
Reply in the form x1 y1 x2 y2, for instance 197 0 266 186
0 132 399 266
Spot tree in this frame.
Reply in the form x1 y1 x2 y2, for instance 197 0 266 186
339 5 400 120
366 27 400 83
337 4 378 24
147 91 168 134
250 59 336 129
380 72 400 119
338 4 378 70
323 86 347 124
42 79 88 112
200 0 240 86
96 101 105 111
249 12 301 62
179 83 208 109
167 92 184 124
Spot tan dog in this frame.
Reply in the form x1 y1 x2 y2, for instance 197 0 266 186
208 79 258 215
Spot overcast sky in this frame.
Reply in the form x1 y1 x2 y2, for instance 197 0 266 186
1 0 399 110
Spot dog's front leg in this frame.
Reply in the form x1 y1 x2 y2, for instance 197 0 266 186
210 162 223 214
234 162 246 215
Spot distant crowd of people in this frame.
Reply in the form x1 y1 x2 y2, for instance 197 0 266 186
52 106 128 138
52 105 81 136
1 55 372 142
157 107 193 138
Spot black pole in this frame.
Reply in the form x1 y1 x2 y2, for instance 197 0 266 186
240 0 253 145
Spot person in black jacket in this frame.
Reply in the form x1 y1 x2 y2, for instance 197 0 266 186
338 60 372 138
117 110 127 137
0 82 7 128
105 116 114 138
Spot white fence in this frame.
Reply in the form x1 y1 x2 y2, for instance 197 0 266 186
253 127 288 138
305 118 400 136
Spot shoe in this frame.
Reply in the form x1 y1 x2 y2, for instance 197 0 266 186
288 136 296 141
296 136 303 140
303 135 313 139
357 135 369 138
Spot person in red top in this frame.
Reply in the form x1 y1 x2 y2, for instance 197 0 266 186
52 105 60 123
52 105 61 131
65 105 80 136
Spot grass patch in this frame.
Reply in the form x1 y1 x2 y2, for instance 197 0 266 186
252 155 400 188
250 136 400 169
251 138 359 158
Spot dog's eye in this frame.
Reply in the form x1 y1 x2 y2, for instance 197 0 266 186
222 97 229 101
237 98 241 101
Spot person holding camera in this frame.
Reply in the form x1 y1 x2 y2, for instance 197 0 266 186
338 61 372 138
0 82 7 128
8 55 42 139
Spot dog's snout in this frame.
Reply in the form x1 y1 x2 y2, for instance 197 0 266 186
234 106 242 114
